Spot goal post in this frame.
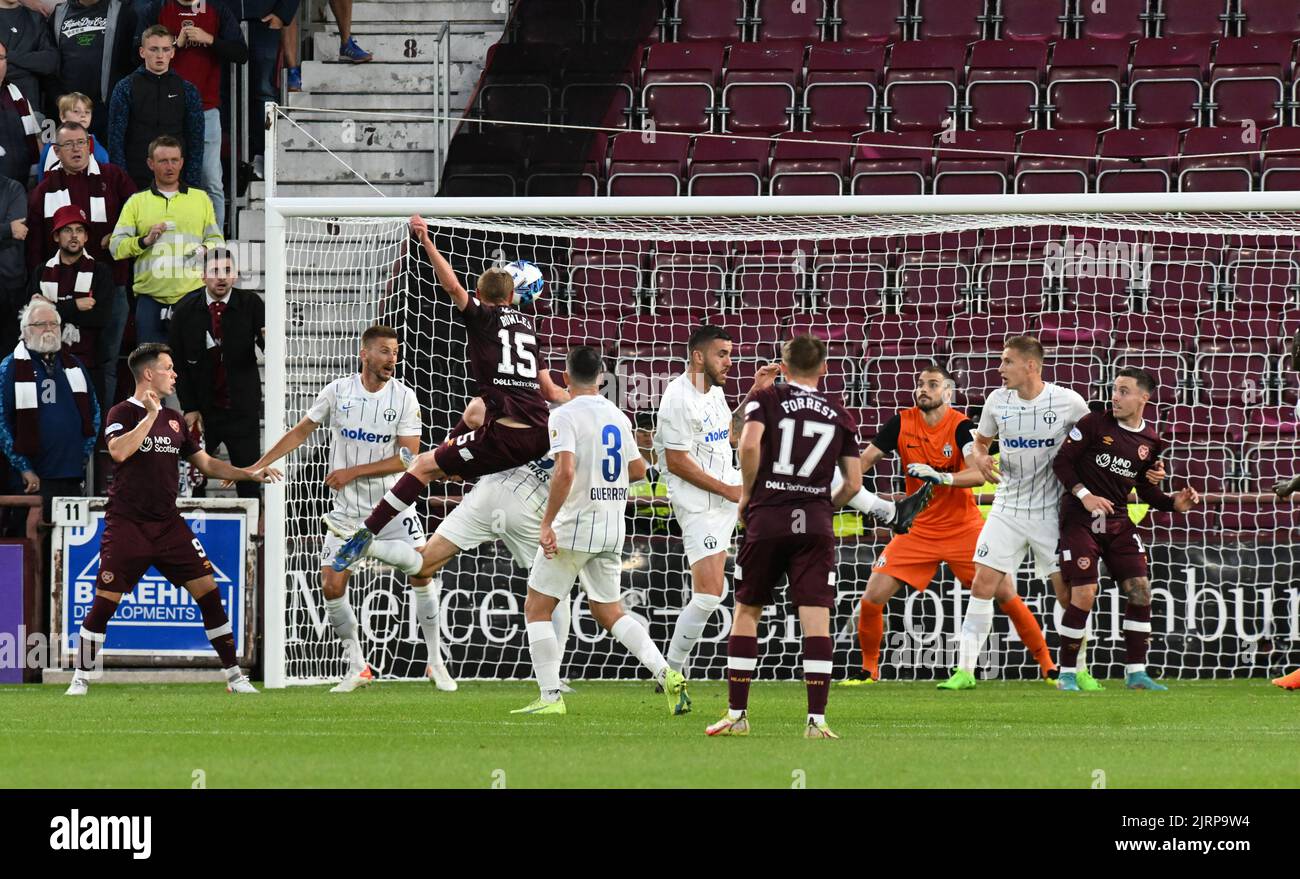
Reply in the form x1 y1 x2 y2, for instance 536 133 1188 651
263 191 1300 688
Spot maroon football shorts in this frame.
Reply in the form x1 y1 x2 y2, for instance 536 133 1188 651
96 513 213 593
1057 511 1150 588
433 419 550 481
734 532 838 609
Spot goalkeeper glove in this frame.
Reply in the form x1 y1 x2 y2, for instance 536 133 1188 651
907 463 954 486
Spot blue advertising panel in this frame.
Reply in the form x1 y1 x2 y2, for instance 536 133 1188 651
60 511 247 658
0 543 25 683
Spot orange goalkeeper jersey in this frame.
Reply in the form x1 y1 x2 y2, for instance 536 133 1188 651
870 406 984 538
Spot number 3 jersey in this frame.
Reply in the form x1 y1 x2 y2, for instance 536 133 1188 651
547 394 640 554
307 375 422 521
459 296 550 428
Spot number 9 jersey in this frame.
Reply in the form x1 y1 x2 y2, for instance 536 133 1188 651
545 394 640 554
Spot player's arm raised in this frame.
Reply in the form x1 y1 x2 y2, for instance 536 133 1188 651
730 362 781 441
410 214 470 311
188 449 282 484
107 390 161 463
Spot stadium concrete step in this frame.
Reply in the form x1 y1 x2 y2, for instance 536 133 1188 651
274 150 437 183
334 1 506 23
310 30 500 66
247 180 438 199
278 120 442 152
298 60 439 95
285 82 472 112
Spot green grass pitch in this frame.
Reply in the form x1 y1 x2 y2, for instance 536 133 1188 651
2 680 1296 788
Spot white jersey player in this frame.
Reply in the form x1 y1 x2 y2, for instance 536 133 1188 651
654 325 781 680
251 325 451 692
938 336 1093 691
510 346 688 716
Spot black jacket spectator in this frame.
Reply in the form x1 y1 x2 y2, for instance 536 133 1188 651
0 2 57 113
169 285 263 416
108 64 204 189
50 0 140 138
0 173 27 354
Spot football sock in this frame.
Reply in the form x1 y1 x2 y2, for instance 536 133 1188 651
1058 603 1091 673
364 472 425 533
551 594 571 650
1123 602 1153 671
195 590 238 668
368 539 423 575
833 468 895 522
803 635 832 717
325 593 363 670
727 634 758 715
1000 595 1055 674
958 596 995 674
411 582 441 663
610 615 668 681
76 595 117 674
667 590 723 672
525 620 562 700
858 598 884 677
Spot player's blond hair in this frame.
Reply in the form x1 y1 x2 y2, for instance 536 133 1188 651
1004 335 1045 364
476 267 514 304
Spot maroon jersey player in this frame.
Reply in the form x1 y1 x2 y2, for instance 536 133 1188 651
65 343 280 697
331 214 557 570
706 334 863 740
1051 367 1200 693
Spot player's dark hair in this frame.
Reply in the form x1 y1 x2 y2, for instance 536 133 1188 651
782 333 827 375
687 324 732 355
635 411 656 431
1004 335 1045 363
920 362 955 384
1116 366 1157 395
477 267 514 304
361 324 398 347
566 345 604 387
128 342 172 379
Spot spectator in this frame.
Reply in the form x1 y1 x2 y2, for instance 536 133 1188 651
0 44 40 185
107 24 203 190
30 204 115 403
168 246 262 499
0 297 100 520
28 120 134 404
282 0 370 92
38 94 111 182
239 0 298 177
142 0 246 232
0 172 25 356
49 2 139 145
110 134 221 344
0 0 56 114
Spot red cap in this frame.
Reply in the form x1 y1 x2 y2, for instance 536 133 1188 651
50 204 89 238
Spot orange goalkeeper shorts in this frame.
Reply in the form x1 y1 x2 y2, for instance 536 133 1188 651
871 521 983 591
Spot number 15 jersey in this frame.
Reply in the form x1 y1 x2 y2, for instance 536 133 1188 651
459 296 550 427
547 394 640 554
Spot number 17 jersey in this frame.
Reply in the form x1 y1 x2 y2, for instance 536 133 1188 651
459 296 549 428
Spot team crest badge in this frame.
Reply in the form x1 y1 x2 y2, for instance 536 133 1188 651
873 553 887 568
169 419 180 432
1043 410 1058 425
704 535 717 550
1138 445 1150 460
977 543 990 558
100 570 114 584
942 443 952 457
383 408 397 422
1078 557 1091 571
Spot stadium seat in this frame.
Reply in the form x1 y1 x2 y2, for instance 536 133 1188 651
1218 502 1300 542
753 0 830 40
882 39 969 133
1045 38 1130 131
641 41 725 134
650 244 729 311
1014 129 1097 193
715 308 788 359
1161 403 1249 445
616 354 686 411
729 241 813 312
949 313 1038 353
524 131 607 197
978 249 1049 313
964 40 1048 132
440 131 526 196
946 352 1002 405
1097 128 1179 193
559 42 642 130
1238 0 1300 37
1075 0 1152 40
513 0 586 43
811 251 888 310
769 130 852 195
802 41 885 134
897 253 972 315
1154 0 1231 37
1040 311 1114 348
538 314 623 353
862 355 936 408
672 0 747 42
1261 127 1300 191
914 0 989 41
618 311 702 355
1144 246 1219 313
1246 404 1300 441
1222 250 1300 313
569 239 647 314
1113 312 1199 351
591 0 665 42
475 43 565 129
932 130 1014 195
1164 442 1237 493
1114 350 1186 405
1194 352 1271 406
1196 314 1278 353
789 309 870 351
851 131 933 194
686 135 769 195
1279 354 1300 407
996 0 1070 42
1178 127 1258 192
864 313 953 357
606 131 689 195
1048 352 1106 398
1242 442 1300 494
834 0 908 42
1209 36 1292 129
1143 507 1219 545
720 42 804 135
1127 36 1212 130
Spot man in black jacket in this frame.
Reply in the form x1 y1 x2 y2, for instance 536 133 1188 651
168 245 263 498
0 171 26 356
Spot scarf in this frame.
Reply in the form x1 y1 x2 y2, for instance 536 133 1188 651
39 253 97 349
1 82 40 167
42 153 109 224
11 341 94 458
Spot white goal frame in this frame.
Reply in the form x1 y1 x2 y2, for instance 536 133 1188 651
262 189 1300 687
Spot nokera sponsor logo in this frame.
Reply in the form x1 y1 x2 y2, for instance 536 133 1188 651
704 428 729 443
340 427 392 443
1003 436 1056 449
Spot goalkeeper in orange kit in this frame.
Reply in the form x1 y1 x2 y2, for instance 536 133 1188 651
839 364 1058 685
1271 329 1300 690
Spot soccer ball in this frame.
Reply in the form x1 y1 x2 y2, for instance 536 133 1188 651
505 260 545 306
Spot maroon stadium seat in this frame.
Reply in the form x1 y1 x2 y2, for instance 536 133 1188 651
997 0 1070 42
560 43 641 130
1098 128 1179 193
720 42 805 135
1161 403 1249 445
1156 0 1231 38
897 254 972 315
949 313 1038 353
1014 129 1097 193
1242 442 1300 494
788 310 870 352
475 43 564 128
1239 0 1300 37
1222 250 1300 313
641 41 725 134
946 352 1002 406
769 130 852 195
618 312 701 356
834 0 908 42
539 314 623 354
1280 354 1300 407
882 39 969 133
802 41 885 134
1261 127 1300 191
650 244 729 312
1048 352 1105 399
1127 36 1212 130
686 135 768 195
729 241 814 312
752 0 830 41
591 0 665 42
1246 405 1300 442
864 314 953 357
616 354 685 411
1196 314 1278 353
569 239 647 314
1113 313 1199 351
607 131 688 195
715 308 787 358
933 130 1015 194
1194 352 1271 406
1209 36 1292 129
964 40 1048 132
1040 311 1114 348
914 0 988 41
978 250 1049 314
1178 127 1258 192
673 0 747 42
1076 0 1152 40
1145 246 1219 313
1164 442 1237 493
851 131 933 195
1045 38 1130 130
863 355 936 408
811 252 888 310
1114 350 1186 405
